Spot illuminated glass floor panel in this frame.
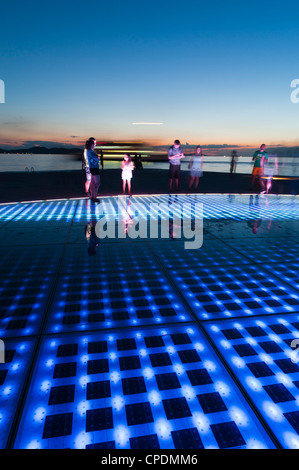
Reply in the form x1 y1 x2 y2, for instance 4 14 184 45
148 239 250 268
0 221 72 246
60 242 159 274
0 203 29 227
0 245 64 278
74 198 121 224
263 262 299 291
204 218 299 240
0 274 54 338
134 194 299 222
166 265 299 320
0 200 77 246
223 238 299 264
199 194 299 221
0 194 299 449
10 200 78 222
45 270 191 333
13 325 275 449
203 314 299 448
0 337 36 448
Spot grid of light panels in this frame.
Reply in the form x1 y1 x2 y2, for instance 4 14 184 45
165 264 299 320
0 194 298 449
0 274 55 338
45 270 192 333
203 314 299 448
13 325 275 449
0 338 36 448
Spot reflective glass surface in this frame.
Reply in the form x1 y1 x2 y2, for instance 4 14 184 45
0 193 298 448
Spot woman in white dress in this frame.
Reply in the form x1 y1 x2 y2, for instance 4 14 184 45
188 146 203 191
121 153 134 195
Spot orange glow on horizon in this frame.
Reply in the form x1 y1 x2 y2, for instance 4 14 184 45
0 133 292 151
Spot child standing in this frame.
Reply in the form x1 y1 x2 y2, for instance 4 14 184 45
121 153 134 195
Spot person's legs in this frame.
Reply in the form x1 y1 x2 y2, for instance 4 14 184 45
250 174 256 190
188 176 195 189
169 164 173 192
169 165 179 192
127 179 131 194
258 175 265 191
94 175 100 197
174 166 180 191
90 175 96 199
194 177 199 190
123 180 126 194
85 171 91 194
90 174 100 199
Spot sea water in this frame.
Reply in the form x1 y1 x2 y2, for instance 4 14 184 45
0 154 298 176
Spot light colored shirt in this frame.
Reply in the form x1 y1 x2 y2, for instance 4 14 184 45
168 146 183 165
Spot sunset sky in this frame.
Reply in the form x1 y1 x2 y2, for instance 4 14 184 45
1 0 299 149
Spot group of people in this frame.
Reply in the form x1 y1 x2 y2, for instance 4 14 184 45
83 137 135 202
83 137 277 202
168 140 278 194
168 139 204 192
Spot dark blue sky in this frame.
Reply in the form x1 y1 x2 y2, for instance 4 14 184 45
1 0 299 148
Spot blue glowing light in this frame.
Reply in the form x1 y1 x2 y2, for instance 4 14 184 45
1 195 299 449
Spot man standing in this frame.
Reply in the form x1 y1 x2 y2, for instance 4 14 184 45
250 144 268 192
168 139 184 192
86 138 101 203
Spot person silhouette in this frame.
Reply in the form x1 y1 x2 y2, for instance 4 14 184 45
250 144 268 192
188 146 203 191
168 139 184 192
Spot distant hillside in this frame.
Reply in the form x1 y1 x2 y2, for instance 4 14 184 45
0 146 83 155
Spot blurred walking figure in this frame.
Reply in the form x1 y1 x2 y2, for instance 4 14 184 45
168 139 184 192
250 144 268 192
86 138 101 202
99 150 104 169
247 194 262 234
263 154 278 194
121 153 134 195
82 139 92 195
85 220 100 255
188 146 203 191
230 150 238 176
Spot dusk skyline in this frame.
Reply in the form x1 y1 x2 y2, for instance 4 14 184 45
1 0 299 149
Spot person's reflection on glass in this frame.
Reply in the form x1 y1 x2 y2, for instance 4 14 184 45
263 153 278 194
168 194 181 239
85 221 100 255
263 195 273 231
120 198 134 235
247 194 262 234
